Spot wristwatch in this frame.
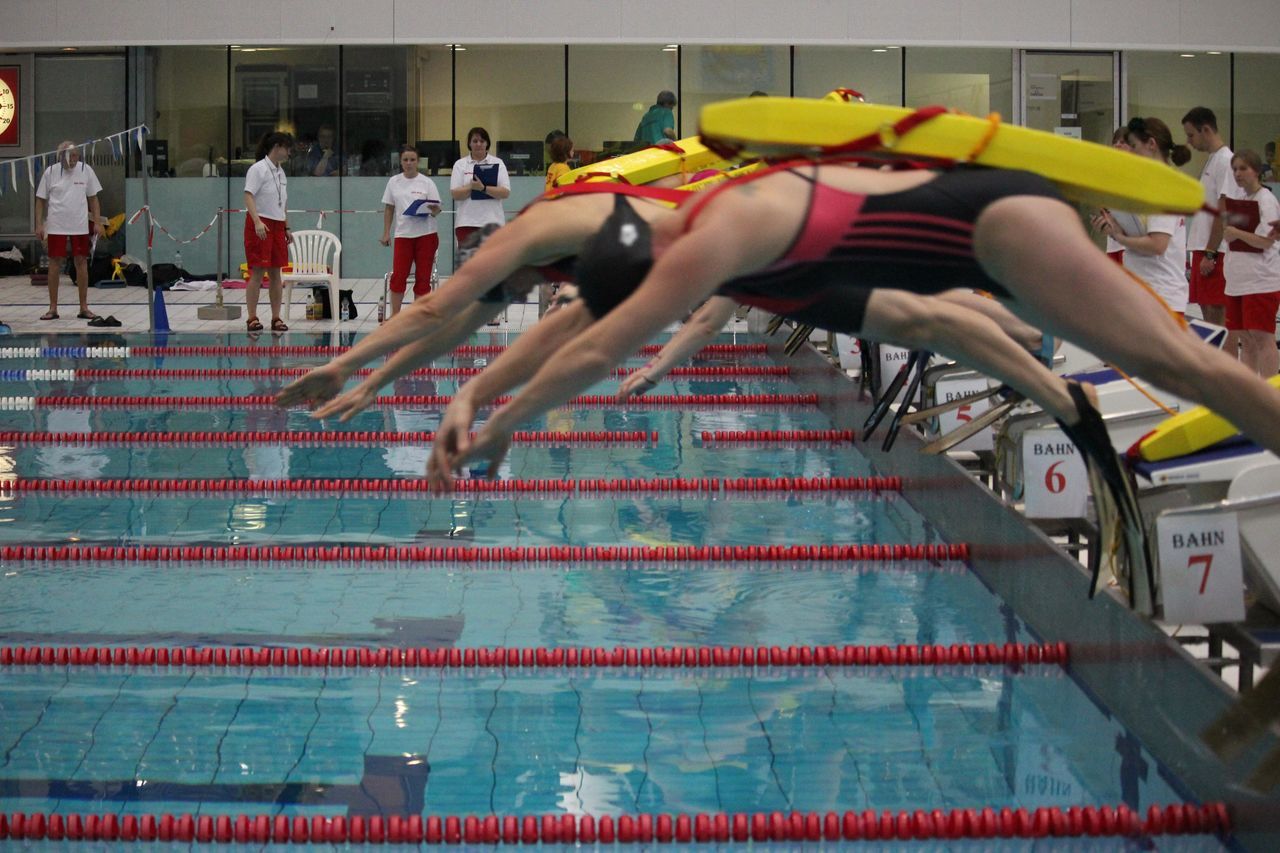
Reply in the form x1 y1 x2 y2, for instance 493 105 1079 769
1204 250 1219 260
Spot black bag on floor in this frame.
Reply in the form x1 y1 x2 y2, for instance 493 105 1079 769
339 288 357 321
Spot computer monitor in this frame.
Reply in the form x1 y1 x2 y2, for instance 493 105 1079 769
496 140 544 176
415 140 460 175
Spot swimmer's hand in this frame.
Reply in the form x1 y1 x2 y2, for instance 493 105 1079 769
275 364 347 409
311 381 377 422
617 370 658 401
427 397 481 492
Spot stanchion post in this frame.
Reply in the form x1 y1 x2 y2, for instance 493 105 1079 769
198 206 240 320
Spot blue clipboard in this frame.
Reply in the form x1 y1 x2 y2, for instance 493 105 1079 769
471 163 499 201
404 198 437 217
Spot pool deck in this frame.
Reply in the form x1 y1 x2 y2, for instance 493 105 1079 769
764 313 1280 850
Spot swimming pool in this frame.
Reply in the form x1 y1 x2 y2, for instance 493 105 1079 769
0 331 1232 846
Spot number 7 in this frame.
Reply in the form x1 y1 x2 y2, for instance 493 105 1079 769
1189 553 1214 595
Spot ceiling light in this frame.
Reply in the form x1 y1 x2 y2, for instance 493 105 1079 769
1180 53 1195 58
872 48 887 53
1207 50 1222 55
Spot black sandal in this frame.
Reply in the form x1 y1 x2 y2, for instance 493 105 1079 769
271 318 289 333
246 318 264 332
40 311 59 321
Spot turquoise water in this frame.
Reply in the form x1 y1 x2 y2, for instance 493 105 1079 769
0 332 1214 845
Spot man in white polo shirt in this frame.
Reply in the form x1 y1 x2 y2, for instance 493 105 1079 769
1182 106 1233 327
34 141 102 321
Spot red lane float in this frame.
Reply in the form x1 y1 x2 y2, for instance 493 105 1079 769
0 803 1230 843
0 475 902 496
124 343 770 358
0 641 1069 670
702 430 857 443
0 542 968 564
57 365 789 380
29 393 819 410
0 430 657 447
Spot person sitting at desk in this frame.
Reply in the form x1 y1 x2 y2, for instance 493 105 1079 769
307 125 342 177
634 91 677 145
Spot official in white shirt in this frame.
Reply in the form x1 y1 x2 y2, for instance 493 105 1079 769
243 131 294 333
34 141 102 321
381 146 442 318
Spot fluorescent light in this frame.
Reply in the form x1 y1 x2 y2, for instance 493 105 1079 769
1180 53 1195 58
872 48 887 53
1207 50 1222 55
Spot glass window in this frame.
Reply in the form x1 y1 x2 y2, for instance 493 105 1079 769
793 46 902 105
411 45 455 176
1124 51 1230 178
342 46 410 179
568 45 677 162
454 44 563 177
1233 53 1280 183
905 47 1013 119
681 45 791 134
231 46 339 177
146 47 229 179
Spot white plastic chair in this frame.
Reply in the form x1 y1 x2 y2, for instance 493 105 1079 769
283 230 342 322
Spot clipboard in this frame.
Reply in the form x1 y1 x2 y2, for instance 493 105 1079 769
403 198 437 217
1223 197 1264 253
471 163 499 201
1106 209 1147 237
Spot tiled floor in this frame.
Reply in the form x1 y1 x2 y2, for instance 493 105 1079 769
0 275 543 335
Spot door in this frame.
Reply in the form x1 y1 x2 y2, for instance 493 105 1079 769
1020 51 1117 146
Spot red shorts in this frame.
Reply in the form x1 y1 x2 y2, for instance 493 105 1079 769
46 233 90 258
455 226 480 246
1225 292 1280 333
1189 250 1228 306
244 217 289 269
1106 250 1124 265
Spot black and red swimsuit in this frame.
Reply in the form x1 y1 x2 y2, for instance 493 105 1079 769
700 163 1062 331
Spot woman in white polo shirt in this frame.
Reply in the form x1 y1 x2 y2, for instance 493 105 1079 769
449 127 510 247
380 145 443 318
1097 117 1190 315
243 131 294 333
1222 149 1280 377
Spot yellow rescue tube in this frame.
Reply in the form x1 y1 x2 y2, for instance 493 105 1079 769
555 136 731 188
1136 374 1280 461
699 97 1204 214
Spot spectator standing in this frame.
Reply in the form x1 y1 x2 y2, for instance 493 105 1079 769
1182 106 1233 326
450 127 510 246
243 131 294 333
381 145 443 318
1221 149 1280 377
1097 117 1190 315
634 91 677 145
34 141 102 321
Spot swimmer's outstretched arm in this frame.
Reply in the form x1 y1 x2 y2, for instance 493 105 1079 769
860 290 1076 422
446 217 761 479
311 300 503 421
275 214 558 409
931 289 1044 353
618 296 737 399
427 301 596 488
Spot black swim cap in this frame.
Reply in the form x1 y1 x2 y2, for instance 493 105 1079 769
457 223 541 303
575 195 655 319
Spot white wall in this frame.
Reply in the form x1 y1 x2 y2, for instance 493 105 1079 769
6 0 1280 52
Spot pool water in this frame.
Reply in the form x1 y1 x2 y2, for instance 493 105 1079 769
0 332 1217 845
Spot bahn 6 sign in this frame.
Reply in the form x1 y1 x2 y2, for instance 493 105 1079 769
1022 428 1087 518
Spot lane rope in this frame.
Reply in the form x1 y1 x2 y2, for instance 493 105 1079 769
0 802 1231 843
11 393 820 410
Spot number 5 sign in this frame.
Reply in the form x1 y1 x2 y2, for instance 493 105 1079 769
1156 511 1244 624
1022 428 1087 518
